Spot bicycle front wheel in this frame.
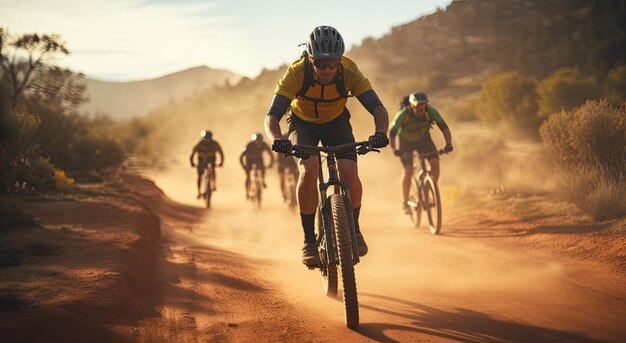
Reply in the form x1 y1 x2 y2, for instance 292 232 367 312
423 176 442 235
407 176 422 228
318 211 337 298
330 194 359 329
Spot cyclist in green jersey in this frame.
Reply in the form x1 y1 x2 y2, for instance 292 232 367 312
190 130 224 198
389 91 453 215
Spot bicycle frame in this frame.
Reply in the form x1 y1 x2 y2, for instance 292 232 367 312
316 150 360 265
249 164 263 208
408 149 446 234
285 140 377 329
283 168 298 209
288 141 377 266
201 162 214 208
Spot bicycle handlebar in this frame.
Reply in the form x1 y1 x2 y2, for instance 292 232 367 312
286 141 380 158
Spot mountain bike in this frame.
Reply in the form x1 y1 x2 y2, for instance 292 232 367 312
407 150 446 234
248 164 263 209
283 167 298 212
285 140 378 329
200 163 218 209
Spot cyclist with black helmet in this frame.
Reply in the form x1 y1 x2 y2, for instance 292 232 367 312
190 130 224 198
240 132 274 198
389 91 453 215
275 130 300 202
264 25 389 267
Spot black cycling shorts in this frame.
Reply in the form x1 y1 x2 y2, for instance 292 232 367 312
286 108 357 161
277 155 299 173
197 157 216 175
398 133 438 167
245 157 264 172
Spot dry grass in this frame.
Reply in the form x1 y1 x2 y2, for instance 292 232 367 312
556 166 626 221
540 99 626 220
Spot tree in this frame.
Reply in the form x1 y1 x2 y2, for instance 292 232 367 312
0 28 70 105
536 67 602 118
604 64 626 102
476 71 539 130
31 66 89 108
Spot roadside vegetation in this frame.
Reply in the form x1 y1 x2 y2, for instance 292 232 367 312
0 28 125 227
540 100 626 220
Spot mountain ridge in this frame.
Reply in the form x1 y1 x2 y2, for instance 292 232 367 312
81 65 241 120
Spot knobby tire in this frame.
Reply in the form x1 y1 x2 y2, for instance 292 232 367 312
330 194 359 328
424 176 442 235
409 176 422 228
318 211 338 297
203 169 212 209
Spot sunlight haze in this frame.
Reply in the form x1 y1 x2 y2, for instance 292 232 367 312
0 0 452 81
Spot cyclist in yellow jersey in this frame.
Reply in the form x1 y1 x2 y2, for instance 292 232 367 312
264 25 389 267
190 130 224 198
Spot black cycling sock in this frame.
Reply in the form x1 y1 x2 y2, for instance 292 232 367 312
353 206 361 233
300 212 316 243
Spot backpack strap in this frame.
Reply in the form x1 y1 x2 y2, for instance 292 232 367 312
296 51 314 98
335 63 349 98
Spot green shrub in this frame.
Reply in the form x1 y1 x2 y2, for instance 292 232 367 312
71 136 125 173
476 71 539 130
539 99 625 174
3 157 57 193
604 64 626 102
540 99 626 220
537 67 602 118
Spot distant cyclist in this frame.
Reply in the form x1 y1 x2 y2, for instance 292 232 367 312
239 132 274 197
190 130 224 198
389 91 453 214
276 151 299 203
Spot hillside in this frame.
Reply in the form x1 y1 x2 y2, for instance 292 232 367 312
349 0 626 88
81 66 241 120
120 0 625 163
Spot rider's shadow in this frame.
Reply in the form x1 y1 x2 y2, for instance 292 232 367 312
356 293 604 343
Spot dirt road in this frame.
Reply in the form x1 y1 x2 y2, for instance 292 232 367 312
134 165 626 343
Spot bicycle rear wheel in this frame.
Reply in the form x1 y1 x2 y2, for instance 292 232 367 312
288 180 297 211
423 175 442 234
407 176 422 228
204 187 212 209
330 194 359 329
254 177 262 208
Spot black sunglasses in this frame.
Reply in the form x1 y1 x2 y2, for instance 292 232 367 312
312 58 340 69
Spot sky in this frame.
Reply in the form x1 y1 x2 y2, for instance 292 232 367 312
0 0 452 82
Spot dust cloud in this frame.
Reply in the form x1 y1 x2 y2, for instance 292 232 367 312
135 95 623 338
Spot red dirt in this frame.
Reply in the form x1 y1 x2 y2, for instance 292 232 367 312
1 171 625 342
